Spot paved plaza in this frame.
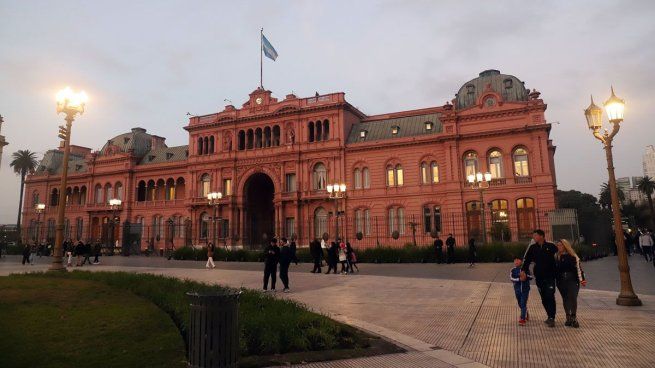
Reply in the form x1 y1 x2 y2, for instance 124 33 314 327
2 255 654 368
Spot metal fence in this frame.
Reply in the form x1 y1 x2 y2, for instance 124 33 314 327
21 208 586 251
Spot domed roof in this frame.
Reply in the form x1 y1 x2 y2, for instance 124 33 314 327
100 127 164 158
455 69 529 109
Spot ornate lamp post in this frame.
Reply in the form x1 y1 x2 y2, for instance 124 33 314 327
35 203 45 243
584 87 641 306
467 172 492 245
327 183 346 242
108 198 122 255
207 192 223 248
50 87 87 271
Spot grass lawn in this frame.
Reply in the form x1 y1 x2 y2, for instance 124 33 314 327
2 272 402 367
0 275 186 368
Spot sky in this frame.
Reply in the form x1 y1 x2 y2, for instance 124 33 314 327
0 0 654 224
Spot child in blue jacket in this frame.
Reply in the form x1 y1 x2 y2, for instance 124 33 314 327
510 256 532 325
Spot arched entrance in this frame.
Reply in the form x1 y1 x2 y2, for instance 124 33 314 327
244 173 275 248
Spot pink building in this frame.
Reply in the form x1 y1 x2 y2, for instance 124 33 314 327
22 69 557 251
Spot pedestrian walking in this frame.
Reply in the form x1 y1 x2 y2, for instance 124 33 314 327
338 240 348 274
29 243 37 264
310 239 322 273
347 242 359 272
279 238 292 292
468 238 477 267
65 240 73 267
37 242 44 257
521 229 558 327
555 239 587 328
289 238 299 265
446 234 456 264
510 256 532 326
75 241 84 266
639 229 653 262
81 240 93 266
206 242 216 269
21 243 31 265
93 240 102 264
263 238 280 291
434 235 443 264
325 242 338 274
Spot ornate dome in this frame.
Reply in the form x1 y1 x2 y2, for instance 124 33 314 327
100 127 165 158
455 69 529 109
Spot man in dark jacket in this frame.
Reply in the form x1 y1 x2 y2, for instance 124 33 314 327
93 240 102 264
81 240 93 266
22 243 31 265
263 238 280 292
521 229 558 327
279 238 293 292
310 239 322 273
434 235 444 264
446 234 456 264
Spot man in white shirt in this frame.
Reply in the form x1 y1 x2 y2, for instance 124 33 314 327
639 229 653 262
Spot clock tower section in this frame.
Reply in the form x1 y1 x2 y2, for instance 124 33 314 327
246 87 277 114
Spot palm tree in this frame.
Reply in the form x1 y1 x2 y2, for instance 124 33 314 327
599 182 625 209
10 150 39 238
637 176 655 228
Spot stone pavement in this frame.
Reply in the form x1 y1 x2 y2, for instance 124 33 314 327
2 255 654 368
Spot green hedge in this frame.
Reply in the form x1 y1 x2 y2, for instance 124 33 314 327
173 242 609 264
40 271 368 357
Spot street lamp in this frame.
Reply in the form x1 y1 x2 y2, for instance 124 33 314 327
35 203 45 243
108 198 122 255
584 87 641 306
207 192 223 248
327 183 346 242
50 87 88 271
467 172 492 245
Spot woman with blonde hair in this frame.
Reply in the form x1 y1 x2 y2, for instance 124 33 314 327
555 239 587 328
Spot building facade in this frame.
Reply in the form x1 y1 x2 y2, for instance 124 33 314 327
22 69 557 251
644 145 655 179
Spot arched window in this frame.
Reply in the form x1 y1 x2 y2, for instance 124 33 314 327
313 163 327 190
137 181 146 202
395 165 404 186
386 165 395 187
50 188 59 206
246 129 254 149
513 148 530 177
464 151 478 178
197 137 203 155
94 184 102 204
488 150 503 179
146 180 156 201
255 128 262 148
388 206 405 235
165 178 175 200
516 197 536 240
308 121 315 142
323 120 329 141
152 215 164 240
75 217 83 240
264 126 271 147
200 212 210 239
272 125 280 146
209 136 214 153
362 167 370 189
238 130 245 150
316 121 322 141
155 179 165 201
354 168 362 189
490 199 510 242
314 207 328 240
199 174 211 198
64 218 70 239
115 182 123 201
175 177 186 200
32 191 40 206
423 205 442 233
421 162 429 184
202 137 208 155
431 162 439 183
354 208 372 236
104 183 112 202
65 187 72 205
79 186 87 205
71 187 80 205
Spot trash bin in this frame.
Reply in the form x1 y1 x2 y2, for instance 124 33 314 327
187 290 241 368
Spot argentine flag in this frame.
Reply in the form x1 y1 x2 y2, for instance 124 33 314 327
262 34 278 61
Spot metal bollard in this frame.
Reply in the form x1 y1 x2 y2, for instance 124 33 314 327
187 290 241 368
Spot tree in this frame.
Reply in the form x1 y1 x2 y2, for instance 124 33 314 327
9 150 39 239
599 182 625 209
557 189 610 246
637 176 655 228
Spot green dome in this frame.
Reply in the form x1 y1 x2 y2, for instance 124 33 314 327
455 70 529 109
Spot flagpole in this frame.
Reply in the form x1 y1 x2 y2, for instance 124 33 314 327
260 28 263 89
